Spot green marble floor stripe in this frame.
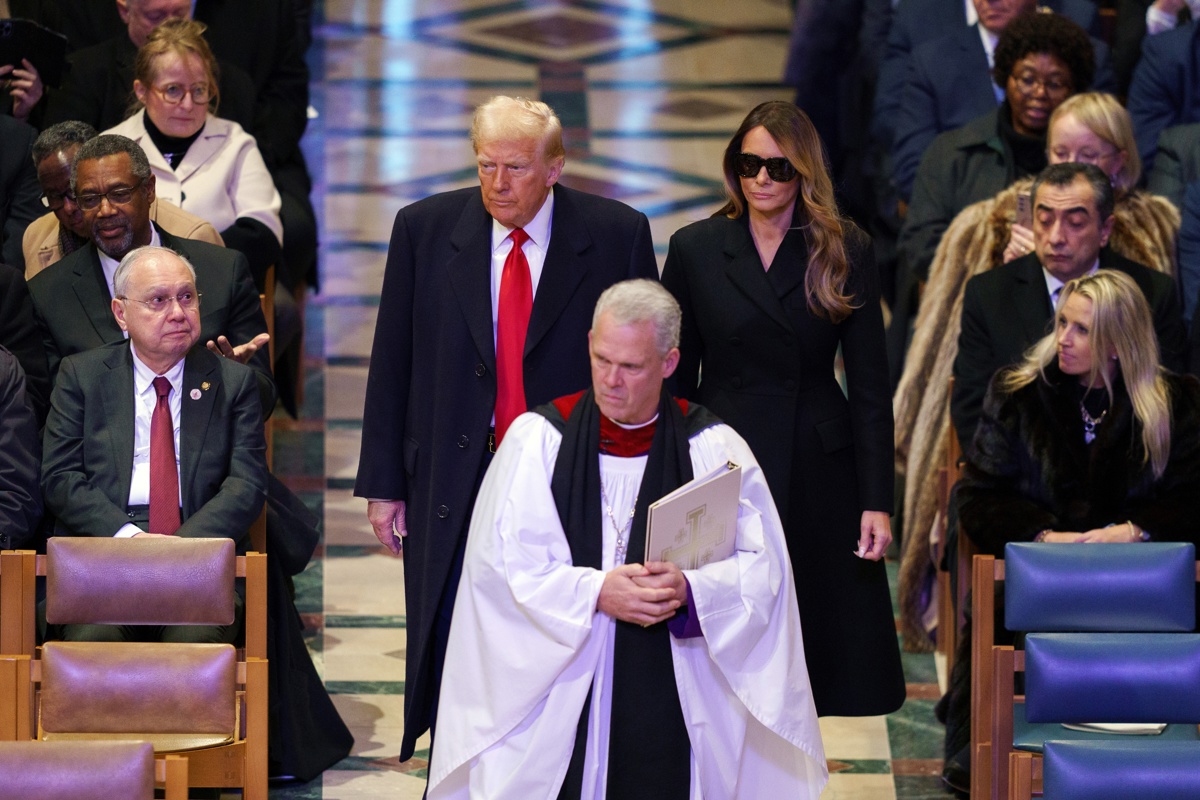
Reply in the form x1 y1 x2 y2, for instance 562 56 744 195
325 614 407 628
828 758 892 775
325 680 406 695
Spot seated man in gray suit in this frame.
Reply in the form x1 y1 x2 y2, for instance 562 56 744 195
41 246 268 643
26 134 273 410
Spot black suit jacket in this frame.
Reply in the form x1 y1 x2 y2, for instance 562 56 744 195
41 342 266 542
0 346 41 549
1128 21 1200 174
354 184 657 758
0 262 50 424
192 0 310 171
952 249 1188 448
26 226 275 409
1147 122 1200 210
0 116 42 271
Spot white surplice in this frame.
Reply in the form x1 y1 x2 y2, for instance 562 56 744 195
427 411 827 799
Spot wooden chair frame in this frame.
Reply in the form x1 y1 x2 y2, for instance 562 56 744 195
971 553 1006 800
0 546 268 800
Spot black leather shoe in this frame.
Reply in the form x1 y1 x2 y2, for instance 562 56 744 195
942 752 970 799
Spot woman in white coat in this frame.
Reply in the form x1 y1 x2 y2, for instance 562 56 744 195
104 17 282 291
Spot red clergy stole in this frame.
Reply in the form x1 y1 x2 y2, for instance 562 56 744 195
551 390 691 457
600 415 657 457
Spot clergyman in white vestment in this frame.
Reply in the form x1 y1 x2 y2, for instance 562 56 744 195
427 279 827 799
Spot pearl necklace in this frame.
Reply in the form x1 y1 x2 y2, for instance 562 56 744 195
599 477 637 565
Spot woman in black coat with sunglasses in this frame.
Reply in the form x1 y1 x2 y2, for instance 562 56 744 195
661 101 904 717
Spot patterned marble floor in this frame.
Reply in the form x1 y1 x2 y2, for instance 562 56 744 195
272 0 954 797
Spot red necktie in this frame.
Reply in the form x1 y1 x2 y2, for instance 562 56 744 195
149 376 181 534
495 228 532 444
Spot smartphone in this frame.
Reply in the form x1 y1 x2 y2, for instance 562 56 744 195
1015 192 1032 229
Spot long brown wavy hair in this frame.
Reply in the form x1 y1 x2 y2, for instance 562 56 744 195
716 101 856 322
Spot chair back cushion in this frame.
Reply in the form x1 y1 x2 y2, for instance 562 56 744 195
0 740 154 799
40 641 236 750
1044 740 1200 800
46 537 236 625
1024 632 1200 722
1005 542 1196 631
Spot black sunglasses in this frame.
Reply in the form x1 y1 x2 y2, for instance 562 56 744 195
734 152 797 182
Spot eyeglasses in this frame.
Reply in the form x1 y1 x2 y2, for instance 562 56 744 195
734 153 797 182
154 83 212 105
1010 71 1072 97
41 191 76 210
117 291 202 313
76 179 146 211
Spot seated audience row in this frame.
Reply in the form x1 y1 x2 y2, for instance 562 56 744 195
941 267 1200 794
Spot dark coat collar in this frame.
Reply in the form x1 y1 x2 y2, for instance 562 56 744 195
718 211 808 331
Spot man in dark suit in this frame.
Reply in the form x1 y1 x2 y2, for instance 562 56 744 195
26 134 273 408
952 162 1187 449
1148 124 1200 324
1 115 43 271
355 96 658 768
1127 21 1200 173
0 263 50 425
0 345 41 550
41 245 267 641
1114 0 1196 96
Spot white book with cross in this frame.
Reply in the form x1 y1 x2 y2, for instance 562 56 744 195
644 462 741 570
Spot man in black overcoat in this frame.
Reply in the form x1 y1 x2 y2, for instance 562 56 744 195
354 96 658 770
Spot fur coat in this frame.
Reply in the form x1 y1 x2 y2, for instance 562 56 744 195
892 180 1180 650
958 364 1200 553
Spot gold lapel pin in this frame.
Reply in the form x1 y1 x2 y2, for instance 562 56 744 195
201 381 211 391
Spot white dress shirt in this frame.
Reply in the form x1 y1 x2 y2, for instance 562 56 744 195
1146 1 1200 35
115 344 185 537
489 187 554 342
1042 260 1101 309
976 22 1004 103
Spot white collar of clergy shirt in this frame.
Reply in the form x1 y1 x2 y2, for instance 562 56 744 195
489 186 555 332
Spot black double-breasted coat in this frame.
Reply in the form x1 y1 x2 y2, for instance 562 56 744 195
662 212 905 716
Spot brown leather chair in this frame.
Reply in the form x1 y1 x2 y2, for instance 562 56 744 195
0 740 186 800
0 537 267 800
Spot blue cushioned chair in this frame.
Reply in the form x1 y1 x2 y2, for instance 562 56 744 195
973 541 1198 800
996 632 1200 799
1030 740 1200 800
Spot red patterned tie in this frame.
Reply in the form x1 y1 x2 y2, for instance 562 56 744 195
495 228 532 444
149 376 181 534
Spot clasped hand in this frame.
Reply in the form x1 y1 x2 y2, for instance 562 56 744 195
598 561 687 626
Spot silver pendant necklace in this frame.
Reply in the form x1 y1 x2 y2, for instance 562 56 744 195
599 478 638 565
1080 401 1107 444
